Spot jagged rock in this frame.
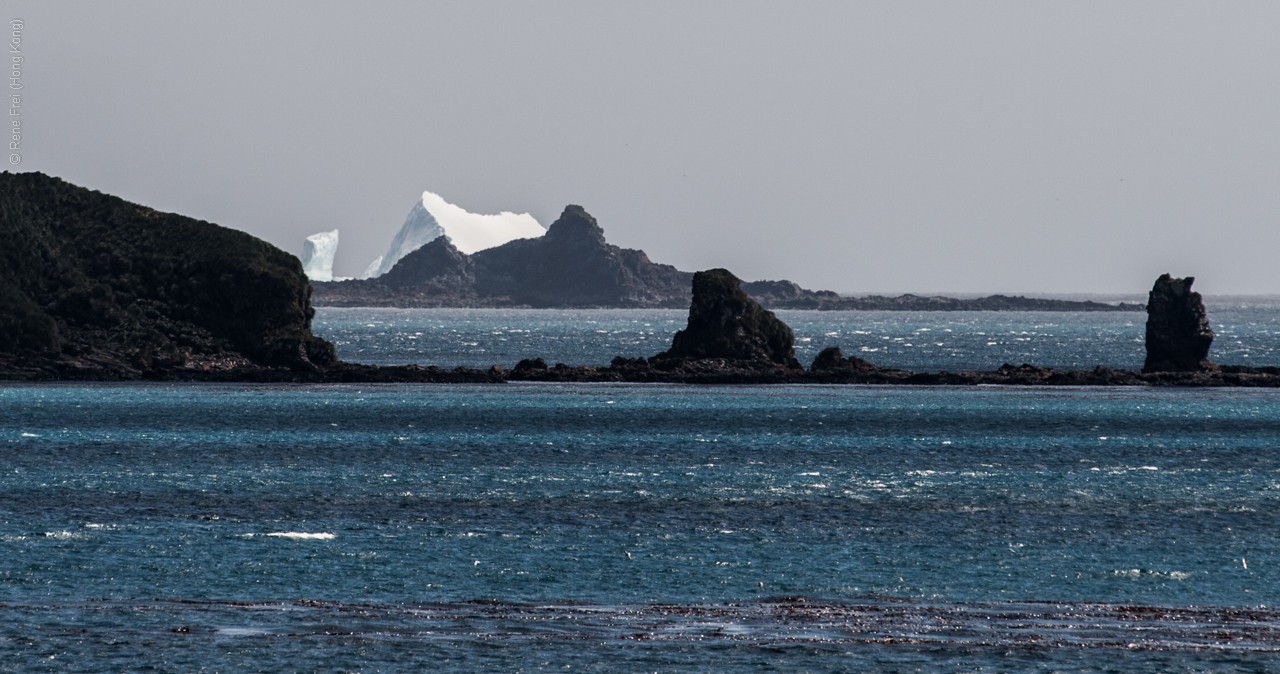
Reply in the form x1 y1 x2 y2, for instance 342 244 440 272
513 357 548 372
809 346 877 372
313 205 692 308
470 205 692 307
1143 274 1216 372
0 171 334 371
652 268 801 369
610 355 650 369
379 235 475 291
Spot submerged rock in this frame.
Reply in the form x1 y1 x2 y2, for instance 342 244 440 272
809 346 877 372
513 357 548 372
652 268 800 369
1143 274 1216 373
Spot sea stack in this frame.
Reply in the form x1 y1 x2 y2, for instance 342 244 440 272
1143 274 1216 372
652 268 801 369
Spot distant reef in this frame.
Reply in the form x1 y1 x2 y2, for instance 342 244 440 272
311 206 1140 312
740 280 1143 312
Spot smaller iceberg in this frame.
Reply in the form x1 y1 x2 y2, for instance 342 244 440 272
360 256 384 280
301 230 339 282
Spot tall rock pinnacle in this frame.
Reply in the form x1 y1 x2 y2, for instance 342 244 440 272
1143 274 1216 372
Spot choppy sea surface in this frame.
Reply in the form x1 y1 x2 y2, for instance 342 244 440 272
3 302 1280 672
314 297 1280 372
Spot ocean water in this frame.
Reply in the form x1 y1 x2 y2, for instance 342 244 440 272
3 305 1280 672
314 297 1280 371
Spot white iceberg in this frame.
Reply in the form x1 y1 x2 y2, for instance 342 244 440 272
359 256 384 280
301 230 339 282
371 191 544 278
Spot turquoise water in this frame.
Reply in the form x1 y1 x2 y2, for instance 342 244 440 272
314 300 1280 371
3 380 1280 671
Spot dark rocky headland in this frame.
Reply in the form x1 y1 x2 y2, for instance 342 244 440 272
0 172 1273 386
0 172 496 382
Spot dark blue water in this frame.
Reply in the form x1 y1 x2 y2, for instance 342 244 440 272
314 298 1280 371
4 380 1280 671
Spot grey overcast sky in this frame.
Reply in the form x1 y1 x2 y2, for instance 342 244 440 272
10 1 1280 294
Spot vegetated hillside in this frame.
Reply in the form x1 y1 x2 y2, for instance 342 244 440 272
0 171 334 376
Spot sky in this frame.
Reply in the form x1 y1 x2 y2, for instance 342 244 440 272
9 1 1280 295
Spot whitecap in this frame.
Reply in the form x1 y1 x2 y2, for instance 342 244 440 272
20 433 39 437
216 627 273 636
266 532 335 540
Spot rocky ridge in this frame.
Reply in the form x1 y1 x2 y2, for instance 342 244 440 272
740 280 1143 312
313 209 1140 312
315 206 693 308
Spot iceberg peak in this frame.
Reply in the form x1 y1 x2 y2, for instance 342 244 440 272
372 191 543 278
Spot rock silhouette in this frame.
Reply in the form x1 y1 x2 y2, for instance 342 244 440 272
1143 274 1216 372
652 268 800 369
809 346 877 372
315 205 693 308
0 171 334 372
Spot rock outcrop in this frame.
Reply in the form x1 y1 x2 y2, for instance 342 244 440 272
809 346 877 372
314 205 693 308
1143 274 1216 373
379 236 476 292
651 268 801 369
0 171 334 374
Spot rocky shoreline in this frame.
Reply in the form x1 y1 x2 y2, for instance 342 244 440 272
4 352 1279 387
0 173 1269 387
3 266 1275 388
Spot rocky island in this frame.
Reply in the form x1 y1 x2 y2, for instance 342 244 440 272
0 172 1273 386
313 205 693 308
312 204 1141 312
